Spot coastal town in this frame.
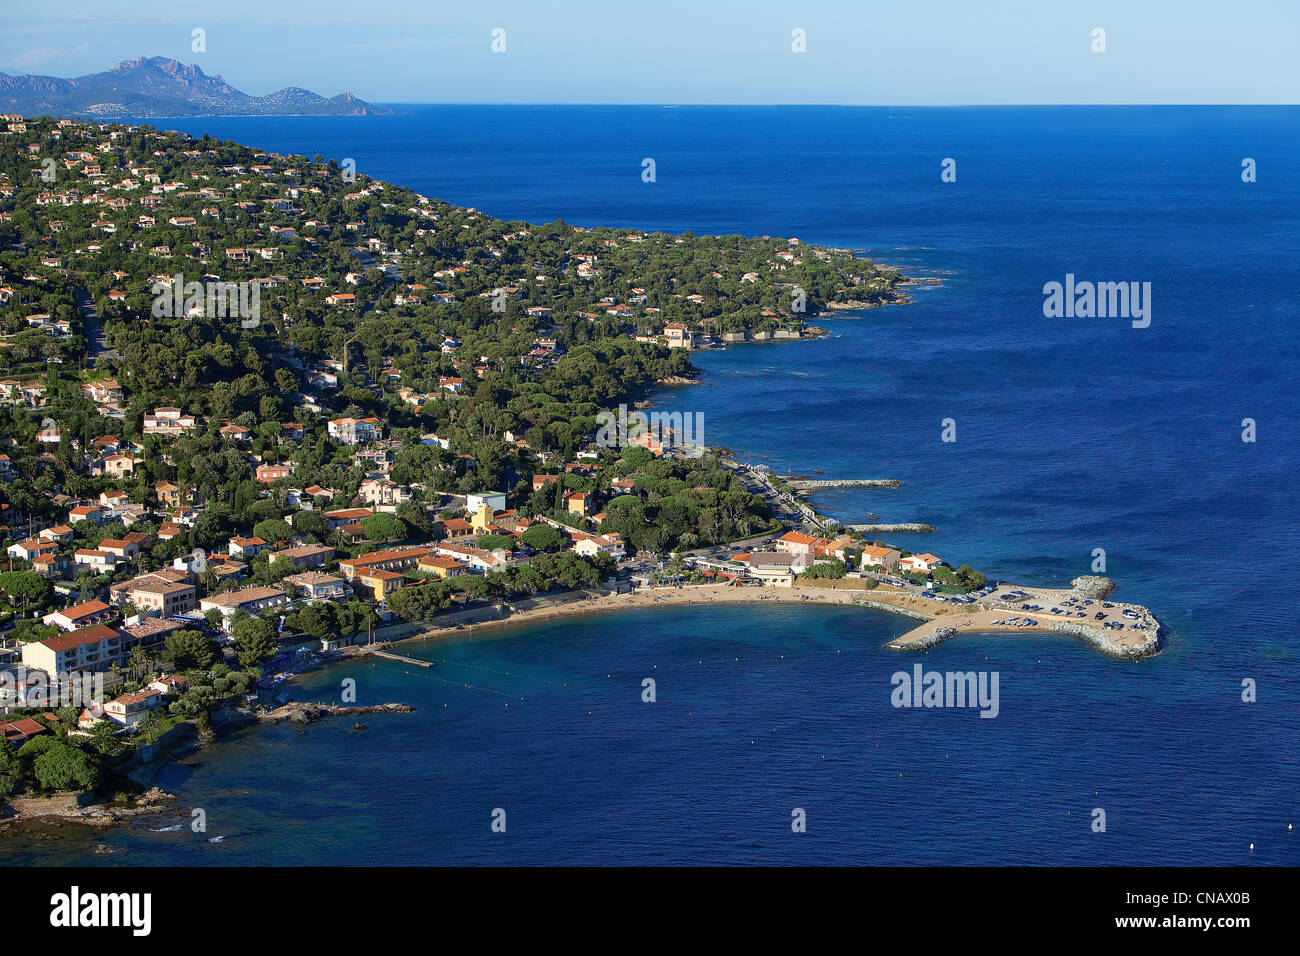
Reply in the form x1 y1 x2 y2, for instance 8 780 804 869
0 115 1158 808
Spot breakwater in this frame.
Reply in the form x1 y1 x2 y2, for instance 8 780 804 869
788 478 901 490
848 523 935 533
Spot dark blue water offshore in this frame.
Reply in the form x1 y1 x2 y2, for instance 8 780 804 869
5 106 1296 865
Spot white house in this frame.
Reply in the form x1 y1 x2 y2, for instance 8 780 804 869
327 417 381 445
465 492 507 515
899 553 942 574
199 586 289 631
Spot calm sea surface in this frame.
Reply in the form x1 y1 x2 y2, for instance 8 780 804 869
4 106 1297 865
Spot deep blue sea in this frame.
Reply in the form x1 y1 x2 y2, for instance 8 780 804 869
5 106 1297 865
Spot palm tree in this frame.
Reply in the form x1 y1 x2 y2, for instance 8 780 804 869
92 719 117 755
127 646 150 683
139 710 163 745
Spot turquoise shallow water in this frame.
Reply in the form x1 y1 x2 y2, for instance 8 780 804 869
2 106 1295 865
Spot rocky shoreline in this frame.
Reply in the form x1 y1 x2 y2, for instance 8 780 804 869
898 625 961 652
0 787 176 833
819 296 909 312
259 701 416 724
1069 575 1116 600
0 703 416 836
654 374 697 385
1048 619 1163 659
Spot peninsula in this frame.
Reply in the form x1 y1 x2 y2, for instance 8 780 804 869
0 114 1159 817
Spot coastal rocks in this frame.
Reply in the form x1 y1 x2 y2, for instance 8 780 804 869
654 375 697 385
881 617 1162 659
895 625 959 652
1049 620 1162 659
0 788 178 831
1070 575 1116 599
138 787 171 807
821 299 890 311
260 702 416 725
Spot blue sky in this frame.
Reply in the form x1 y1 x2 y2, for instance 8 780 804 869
2 0 1296 105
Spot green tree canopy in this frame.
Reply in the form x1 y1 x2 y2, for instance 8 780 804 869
252 518 294 544
361 513 407 543
475 533 516 552
32 741 102 791
520 523 566 552
231 615 278 667
0 570 52 608
165 629 220 670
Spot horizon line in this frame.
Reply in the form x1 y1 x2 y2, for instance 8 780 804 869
364 102 1300 108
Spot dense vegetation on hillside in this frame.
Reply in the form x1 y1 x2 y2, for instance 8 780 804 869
0 115 911 627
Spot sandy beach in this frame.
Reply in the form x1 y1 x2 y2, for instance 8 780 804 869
348 582 869 653
340 577 1162 662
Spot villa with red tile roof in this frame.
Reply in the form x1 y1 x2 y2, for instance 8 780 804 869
256 462 294 483
42 599 115 632
23 623 122 673
859 545 902 570
774 531 824 557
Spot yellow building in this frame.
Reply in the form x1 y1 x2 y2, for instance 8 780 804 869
355 568 406 601
471 502 495 533
417 555 470 579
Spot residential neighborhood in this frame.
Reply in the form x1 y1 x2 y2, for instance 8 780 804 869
0 114 913 804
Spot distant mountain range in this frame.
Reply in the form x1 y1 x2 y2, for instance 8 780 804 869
0 56 393 117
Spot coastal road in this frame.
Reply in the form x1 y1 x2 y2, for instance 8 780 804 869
719 457 821 527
